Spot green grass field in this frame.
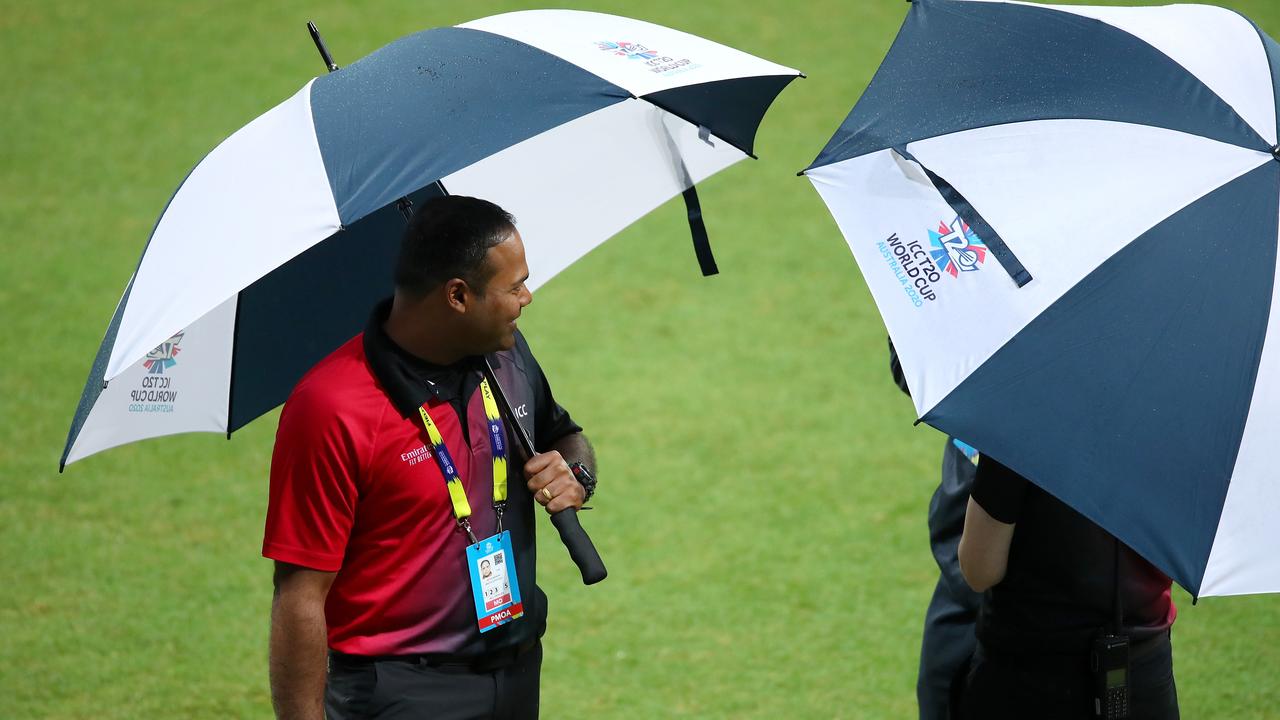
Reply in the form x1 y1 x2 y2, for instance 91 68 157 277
4 0 1280 717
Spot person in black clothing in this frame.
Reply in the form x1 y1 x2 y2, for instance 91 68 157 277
957 456 1179 719
889 339 983 720
917 441 982 719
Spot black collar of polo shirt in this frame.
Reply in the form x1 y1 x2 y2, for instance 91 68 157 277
363 298 485 420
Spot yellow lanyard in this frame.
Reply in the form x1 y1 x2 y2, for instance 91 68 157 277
416 377 509 541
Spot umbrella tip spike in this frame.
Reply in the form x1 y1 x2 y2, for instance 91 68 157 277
307 20 340 73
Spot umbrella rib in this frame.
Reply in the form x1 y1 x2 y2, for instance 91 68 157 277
892 146 1033 288
225 290 244 439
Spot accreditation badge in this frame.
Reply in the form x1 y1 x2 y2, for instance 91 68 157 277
466 530 524 632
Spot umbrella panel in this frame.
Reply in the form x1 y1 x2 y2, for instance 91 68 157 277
229 184 446 432
809 0 1268 172
913 164 1278 596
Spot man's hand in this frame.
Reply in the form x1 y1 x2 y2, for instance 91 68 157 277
524 450 586 514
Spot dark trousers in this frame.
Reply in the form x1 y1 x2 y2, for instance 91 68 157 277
917 576 979 720
918 440 982 720
960 633 1178 720
325 643 541 720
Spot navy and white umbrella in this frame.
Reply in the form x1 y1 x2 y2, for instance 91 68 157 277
62 11 798 467
805 0 1280 598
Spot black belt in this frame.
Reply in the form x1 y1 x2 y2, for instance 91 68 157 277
976 629 1171 670
330 637 538 675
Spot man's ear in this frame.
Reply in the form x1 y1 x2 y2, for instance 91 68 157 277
443 278 470 313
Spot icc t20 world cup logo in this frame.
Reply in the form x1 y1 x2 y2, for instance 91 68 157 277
929 217 987 278
142 332 184 374
595 41 659 60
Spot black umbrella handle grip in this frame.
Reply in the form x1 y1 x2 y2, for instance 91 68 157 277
550 508 607 585
481 359 607 586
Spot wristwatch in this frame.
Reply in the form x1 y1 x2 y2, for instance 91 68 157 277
568 461 596 503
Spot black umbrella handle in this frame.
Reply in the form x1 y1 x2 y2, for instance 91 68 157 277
550 508 607 585
483 360 607 586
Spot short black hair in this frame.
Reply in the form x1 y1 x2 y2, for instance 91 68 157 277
394 195 516 297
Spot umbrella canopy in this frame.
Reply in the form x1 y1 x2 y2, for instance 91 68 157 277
62 10 799 467
804 0 1280 598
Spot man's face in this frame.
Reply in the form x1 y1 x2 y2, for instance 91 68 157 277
467 228 532 353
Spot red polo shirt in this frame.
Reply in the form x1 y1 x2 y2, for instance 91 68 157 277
263 334 507 656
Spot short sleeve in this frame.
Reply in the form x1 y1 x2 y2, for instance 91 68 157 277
262 388 364 572
971 455 1029 525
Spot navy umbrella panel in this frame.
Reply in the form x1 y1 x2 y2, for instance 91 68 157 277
806 0 1280 597
63 10 799 467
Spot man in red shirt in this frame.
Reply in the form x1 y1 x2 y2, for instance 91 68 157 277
264 196 597 720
